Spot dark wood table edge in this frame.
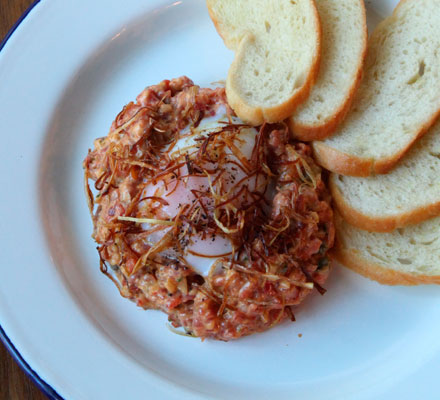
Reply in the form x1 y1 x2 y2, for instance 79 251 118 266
0 0 41 51
0 326 62 400
1 1 63 399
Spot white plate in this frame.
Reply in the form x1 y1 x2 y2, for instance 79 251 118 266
2 0 440 399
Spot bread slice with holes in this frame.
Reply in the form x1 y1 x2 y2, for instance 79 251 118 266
332 213 440 285
289 0 367 141
206 0 321 125
313 0 440 177
330 118 440 232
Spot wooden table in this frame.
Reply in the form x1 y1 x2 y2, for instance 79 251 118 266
1 3 48 399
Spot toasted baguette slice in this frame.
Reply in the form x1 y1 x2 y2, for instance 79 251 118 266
313 0 440 177
207 0 321 125
289 0 367 141
333 213 440 285
330 118 440 232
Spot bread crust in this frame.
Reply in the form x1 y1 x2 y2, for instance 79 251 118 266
311 0 440 177
313 106 440 176
312 141 373 176
207 5 237 50
226 49 320 125
208 0 322 126
290 0 368 141
330 174 440 232
331 246 440 285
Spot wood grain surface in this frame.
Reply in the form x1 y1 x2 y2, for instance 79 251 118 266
1 2 48 399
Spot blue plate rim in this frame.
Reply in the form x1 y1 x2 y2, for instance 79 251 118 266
0 1 63 398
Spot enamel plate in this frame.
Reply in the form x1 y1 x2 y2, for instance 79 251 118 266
1 1 440 399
